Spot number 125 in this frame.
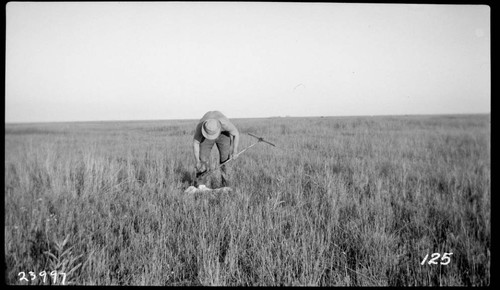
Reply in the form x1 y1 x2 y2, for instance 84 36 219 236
421 253 453 265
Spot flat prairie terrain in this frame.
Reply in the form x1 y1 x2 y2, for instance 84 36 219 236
4 114 490 285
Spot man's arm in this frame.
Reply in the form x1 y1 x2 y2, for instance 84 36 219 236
231 130 240 156
219 117 239 157
193 122 204 170
193 139 201 168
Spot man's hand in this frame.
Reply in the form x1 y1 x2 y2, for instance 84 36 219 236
196 161 206 172
231 150 239 160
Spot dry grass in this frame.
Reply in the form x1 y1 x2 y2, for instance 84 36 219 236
4 114 490 285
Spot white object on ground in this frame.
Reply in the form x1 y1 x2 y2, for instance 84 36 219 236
183 184 232 195
184 186 198 194
197 184 212 191
183 184 212 194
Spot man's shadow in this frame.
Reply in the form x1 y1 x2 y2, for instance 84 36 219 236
176 165 221 188
176 166 205 187
178 168 195 187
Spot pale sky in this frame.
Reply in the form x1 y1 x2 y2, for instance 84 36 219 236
5 2 490 123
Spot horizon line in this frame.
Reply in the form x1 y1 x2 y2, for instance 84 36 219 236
4 112 491 126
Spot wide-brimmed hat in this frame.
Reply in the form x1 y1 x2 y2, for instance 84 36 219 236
201 119 221 140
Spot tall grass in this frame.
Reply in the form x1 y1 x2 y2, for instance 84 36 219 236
5 114 490 285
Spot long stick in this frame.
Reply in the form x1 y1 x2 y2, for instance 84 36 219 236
248 133 276 147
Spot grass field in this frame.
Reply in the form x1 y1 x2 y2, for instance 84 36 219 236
4 114 490 286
